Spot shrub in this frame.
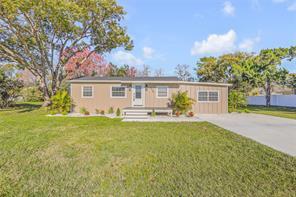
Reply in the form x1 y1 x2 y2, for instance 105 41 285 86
61 111 68 116
228 90 247 112
116 108 121 117
21 86 43 102
187 111 194 117
48 90 71 114
80 107 89 115
171 91 195 114
108 107 114 114
49 110 57 115
95 109 100 114
151 109 156 117
100 110 105 115
0 69 23 108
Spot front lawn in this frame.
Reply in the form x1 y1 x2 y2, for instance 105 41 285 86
0 104 295 196
247 105 296 120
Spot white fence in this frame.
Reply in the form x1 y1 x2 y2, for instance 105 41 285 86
248 95 296 107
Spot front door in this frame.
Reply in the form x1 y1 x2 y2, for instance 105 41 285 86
132 84 145 107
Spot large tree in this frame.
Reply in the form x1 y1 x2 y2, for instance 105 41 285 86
64 48 110 79
254 48 289 107
0 0 133 105
196 52 258 92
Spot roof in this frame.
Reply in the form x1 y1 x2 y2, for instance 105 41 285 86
69 76 232 87
72 76 180 82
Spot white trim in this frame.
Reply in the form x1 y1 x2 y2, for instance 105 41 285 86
156 86 169 98
132 84 145 107
110 85 127 98
197 90 220 103
81 85 94 98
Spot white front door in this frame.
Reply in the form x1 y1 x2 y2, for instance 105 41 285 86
132 84 145 107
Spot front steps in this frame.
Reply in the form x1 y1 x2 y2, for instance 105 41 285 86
122 108 149 120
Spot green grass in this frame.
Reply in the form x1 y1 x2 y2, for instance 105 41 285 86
247 105 296 120
0 104 295 196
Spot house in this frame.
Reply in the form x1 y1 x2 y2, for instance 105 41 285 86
69 76 231 116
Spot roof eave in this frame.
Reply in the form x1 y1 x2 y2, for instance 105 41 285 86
68 80 232 87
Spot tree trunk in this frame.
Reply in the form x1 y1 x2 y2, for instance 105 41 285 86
41 76 52 107
265 78 271 107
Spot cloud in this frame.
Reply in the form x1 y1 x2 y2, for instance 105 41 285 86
288 2 296 11
191 29 237 55
223 1 235 16
239 36 261 52
112 51 143 66
143 47 155 59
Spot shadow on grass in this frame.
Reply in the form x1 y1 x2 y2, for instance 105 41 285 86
0 102 44 113
16 102 42 113
248 105 296 112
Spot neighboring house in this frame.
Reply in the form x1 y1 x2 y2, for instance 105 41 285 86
69 76 231 115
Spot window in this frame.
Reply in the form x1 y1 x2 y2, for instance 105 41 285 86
209 91 219 101
82 86 93 98
111 86 126 98
198 91 208 101
135 85 142 99
157 86 168 98
198 91 219 102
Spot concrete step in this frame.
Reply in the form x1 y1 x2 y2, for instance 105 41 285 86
124 112 148 116
123 115 148 119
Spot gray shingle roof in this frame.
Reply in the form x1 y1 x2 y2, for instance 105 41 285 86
72 76 180 82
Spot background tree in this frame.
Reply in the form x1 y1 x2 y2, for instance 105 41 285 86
196 57 223 82
0 0 133 105
196 52 258 93
137 65 151 77
108 63 136 77
154 68 163 77
254 48 289 107
287 73 296 94
0 67 23 108
175 64 191 81
64 48 110 79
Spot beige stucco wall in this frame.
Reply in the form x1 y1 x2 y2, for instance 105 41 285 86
179 84 228 114
70 82 229 114
71 83 132 114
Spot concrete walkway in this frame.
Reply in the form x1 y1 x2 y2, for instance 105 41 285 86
199 113 296 156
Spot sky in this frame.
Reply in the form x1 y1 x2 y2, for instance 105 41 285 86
106 0 296 75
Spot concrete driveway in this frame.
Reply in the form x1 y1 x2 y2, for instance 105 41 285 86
199 113 296 156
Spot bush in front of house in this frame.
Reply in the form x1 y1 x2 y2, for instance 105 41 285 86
116 108 121 117
80 107 90 115
171 91 195 115
108 107 114 114
21 86 43 102
48 90 71 115
100 110 105 115
95 109 100 114
228 90 247 112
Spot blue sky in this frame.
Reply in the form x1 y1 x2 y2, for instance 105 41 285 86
107 0 296 75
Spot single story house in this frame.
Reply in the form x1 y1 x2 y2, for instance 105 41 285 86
69 76 231 116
